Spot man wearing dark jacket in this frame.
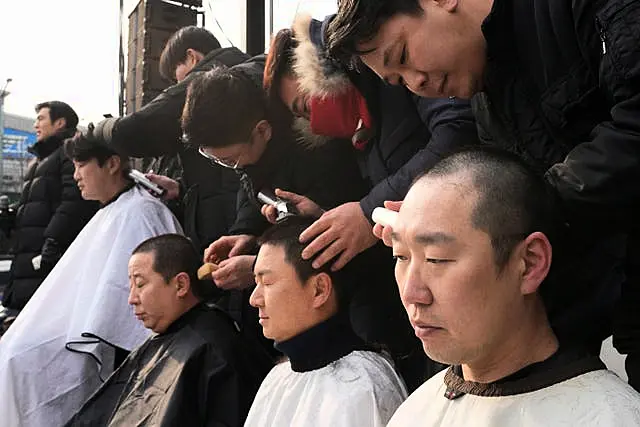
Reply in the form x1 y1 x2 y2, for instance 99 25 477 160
282 16 479 273
326 0 640 388
0 101 98 316
92 26 250 253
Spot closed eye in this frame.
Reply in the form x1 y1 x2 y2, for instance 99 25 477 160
393 255 408 262
399 45 407 65
426 258 453 264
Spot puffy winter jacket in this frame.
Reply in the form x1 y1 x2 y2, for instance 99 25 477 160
3 130 99 309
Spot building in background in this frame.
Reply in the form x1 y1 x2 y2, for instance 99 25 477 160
2 113 35 200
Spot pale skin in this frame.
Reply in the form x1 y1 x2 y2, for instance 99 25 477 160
128 252 200 334
34 107 66 142
391 175 558 383
202 234 257 290
250 243 338 342
72 155 130 204
259 189 378 271
356 0 492 99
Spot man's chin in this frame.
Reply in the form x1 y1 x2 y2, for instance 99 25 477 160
422 344 459 366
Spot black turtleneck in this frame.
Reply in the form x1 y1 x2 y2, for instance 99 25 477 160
274 314 368 373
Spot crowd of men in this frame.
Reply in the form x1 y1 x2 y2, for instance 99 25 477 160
1 0 640 425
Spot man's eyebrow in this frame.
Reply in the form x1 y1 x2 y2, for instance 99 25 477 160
254 269 272 277
415 232 456 246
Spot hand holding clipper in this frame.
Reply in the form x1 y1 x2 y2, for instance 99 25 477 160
129 169 167 198
257 189 299 223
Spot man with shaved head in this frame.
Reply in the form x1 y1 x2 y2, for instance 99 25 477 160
385 147 640 426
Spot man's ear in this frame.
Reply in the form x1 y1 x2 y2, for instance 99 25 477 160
255 120 272 144
106 155 122 176
310 272 333 309
433 0 459 13
174 272 191 298
518 232 552 295
52 117 67 133
185 48 204 66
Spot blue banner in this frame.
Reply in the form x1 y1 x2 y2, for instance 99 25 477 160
2 127 36 159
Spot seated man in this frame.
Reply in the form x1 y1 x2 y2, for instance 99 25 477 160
0 128 182 427
66 234 273 426
384 147 640 426
245 217 407 426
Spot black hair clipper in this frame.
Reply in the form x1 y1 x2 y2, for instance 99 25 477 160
257 189 299 223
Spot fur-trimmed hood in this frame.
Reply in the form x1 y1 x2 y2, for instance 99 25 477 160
292 14 351 98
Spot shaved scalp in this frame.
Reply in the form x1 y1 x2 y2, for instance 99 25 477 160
417 146 562 270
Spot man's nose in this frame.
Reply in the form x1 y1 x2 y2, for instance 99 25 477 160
127 287 138 305
400 261 433 307
249 285 262 308
403 70 429 93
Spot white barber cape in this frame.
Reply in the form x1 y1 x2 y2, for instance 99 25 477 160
244 351 407 427
388 356 640 427
0 186 182 427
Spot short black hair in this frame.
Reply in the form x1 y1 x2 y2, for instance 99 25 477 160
35 101 79 131
132 234 218 302
264 29 297 103
258 217 349 310
420 146 562 271
182 67 268 149
64 124 127 169
159 26 221 81
327 0 423 63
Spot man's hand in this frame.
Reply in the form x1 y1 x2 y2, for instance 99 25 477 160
146 173 180 201
372 201 403 247
260 188 324 224
211 255 256 290
203 234 256 264
299 202 378 271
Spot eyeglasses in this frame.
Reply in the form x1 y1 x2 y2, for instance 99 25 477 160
198 146 240 170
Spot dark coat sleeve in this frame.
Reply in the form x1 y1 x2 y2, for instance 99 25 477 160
101 54 265 159
545 2 640 227
360 96 479 220
106 79 191 158
227 185 269 238
43 152 98 249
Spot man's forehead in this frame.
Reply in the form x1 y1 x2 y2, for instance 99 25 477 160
129 252 153 270
254 244 285 272
396 177 477 236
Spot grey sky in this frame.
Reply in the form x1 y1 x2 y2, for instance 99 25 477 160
0 0 335 124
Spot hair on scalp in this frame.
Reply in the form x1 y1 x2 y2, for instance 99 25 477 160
159 26 221 82
420 146 563 271
181 67 268 149
132 234 219 302
258 216 350 310
327 0 423 63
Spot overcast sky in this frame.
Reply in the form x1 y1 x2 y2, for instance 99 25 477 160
0 0 335 126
